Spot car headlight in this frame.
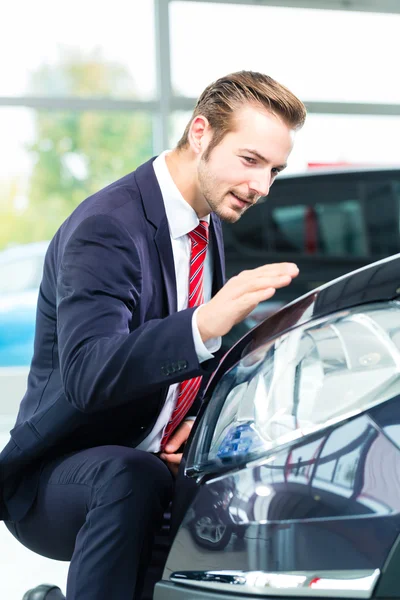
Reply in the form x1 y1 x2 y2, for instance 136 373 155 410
187 301 400 476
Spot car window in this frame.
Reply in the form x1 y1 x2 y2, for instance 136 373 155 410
364 180 400 256
272 199 368 257
0 255 43 294
222 172 400 260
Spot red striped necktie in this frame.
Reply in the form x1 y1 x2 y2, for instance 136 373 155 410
160 220 209 449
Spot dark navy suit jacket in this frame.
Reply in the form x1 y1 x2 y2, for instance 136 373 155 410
0 157 225 521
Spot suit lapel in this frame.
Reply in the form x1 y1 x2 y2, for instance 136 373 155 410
135 158 226 312
154 217 177 314
135 158 177 315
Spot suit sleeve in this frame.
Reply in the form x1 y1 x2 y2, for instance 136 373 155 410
57 214 220 414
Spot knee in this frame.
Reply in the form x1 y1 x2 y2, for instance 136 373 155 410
90 447 173 507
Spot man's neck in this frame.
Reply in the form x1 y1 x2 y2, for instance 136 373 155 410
165 149 210 219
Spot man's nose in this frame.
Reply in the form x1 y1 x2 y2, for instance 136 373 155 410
249 171 271 198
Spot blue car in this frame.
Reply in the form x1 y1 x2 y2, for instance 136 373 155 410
0 241 49 367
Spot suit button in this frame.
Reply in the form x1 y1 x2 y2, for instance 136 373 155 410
179 360 188 369
161 366 169 376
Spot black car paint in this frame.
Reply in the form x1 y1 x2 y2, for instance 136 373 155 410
157 252 400 599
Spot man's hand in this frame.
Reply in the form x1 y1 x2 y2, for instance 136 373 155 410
196 262 299 342
159 420 194 478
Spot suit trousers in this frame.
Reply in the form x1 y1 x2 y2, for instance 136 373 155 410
4 445 174 600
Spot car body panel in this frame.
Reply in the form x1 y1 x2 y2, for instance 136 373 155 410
163 412 400 576
157 252 400 599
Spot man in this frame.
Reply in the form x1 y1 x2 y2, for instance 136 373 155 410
0 71 305 599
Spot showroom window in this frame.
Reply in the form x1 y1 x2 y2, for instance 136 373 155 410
0 0 156 99
0 108 153 250
169 1 400 104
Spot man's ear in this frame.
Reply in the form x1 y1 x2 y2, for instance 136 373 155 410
188 115 210 155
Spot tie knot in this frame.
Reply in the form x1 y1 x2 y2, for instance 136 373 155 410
189 220 209 247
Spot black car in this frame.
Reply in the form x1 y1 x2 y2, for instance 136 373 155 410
223 167 400 349
155 252 400 600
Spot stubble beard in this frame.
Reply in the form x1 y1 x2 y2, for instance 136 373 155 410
206 192 243 224
198 158 244 224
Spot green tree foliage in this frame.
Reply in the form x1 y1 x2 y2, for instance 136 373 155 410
1 49 153 249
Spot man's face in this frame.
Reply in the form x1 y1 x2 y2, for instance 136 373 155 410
197 105 295 223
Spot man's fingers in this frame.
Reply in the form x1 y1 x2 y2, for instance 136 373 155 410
164 420 193 453
230 268 298 296
233 274 294 298
248 263 299 279
159 454 181 478
159 452 183 465
196 261 300 342
243 287 277 306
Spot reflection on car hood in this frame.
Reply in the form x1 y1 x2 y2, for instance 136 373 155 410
209 252 400 396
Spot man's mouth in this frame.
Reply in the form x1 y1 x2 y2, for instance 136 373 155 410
230 192 252 208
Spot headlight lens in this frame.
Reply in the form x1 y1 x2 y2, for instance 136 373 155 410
187 301 400 475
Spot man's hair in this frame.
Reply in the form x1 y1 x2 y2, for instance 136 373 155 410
176 71 306 158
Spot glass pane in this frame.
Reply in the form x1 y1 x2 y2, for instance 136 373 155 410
224 175 400 259
290 114 400 172
0 107 153 249
2 0 155 99
169 111 192 148
364 180 400 256
272 199 368 257
272 205 308 253
0 107 153 371
170 1 400 104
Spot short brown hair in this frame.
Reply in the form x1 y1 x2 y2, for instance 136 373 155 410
176 71 306 157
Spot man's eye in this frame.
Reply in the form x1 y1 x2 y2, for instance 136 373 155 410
242 156 256 165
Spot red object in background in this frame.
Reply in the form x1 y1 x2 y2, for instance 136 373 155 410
307 161 355 169
307 161 395 170
305 206 318 254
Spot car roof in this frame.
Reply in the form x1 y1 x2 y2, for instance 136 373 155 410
279 165 400 180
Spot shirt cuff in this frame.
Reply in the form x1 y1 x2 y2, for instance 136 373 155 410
192 307 222 363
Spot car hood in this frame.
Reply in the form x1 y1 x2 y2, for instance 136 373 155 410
208 252 400 398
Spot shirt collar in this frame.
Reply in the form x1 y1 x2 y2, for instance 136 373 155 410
153 151 210 240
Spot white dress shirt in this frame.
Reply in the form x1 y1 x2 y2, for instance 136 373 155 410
136 152 221 452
